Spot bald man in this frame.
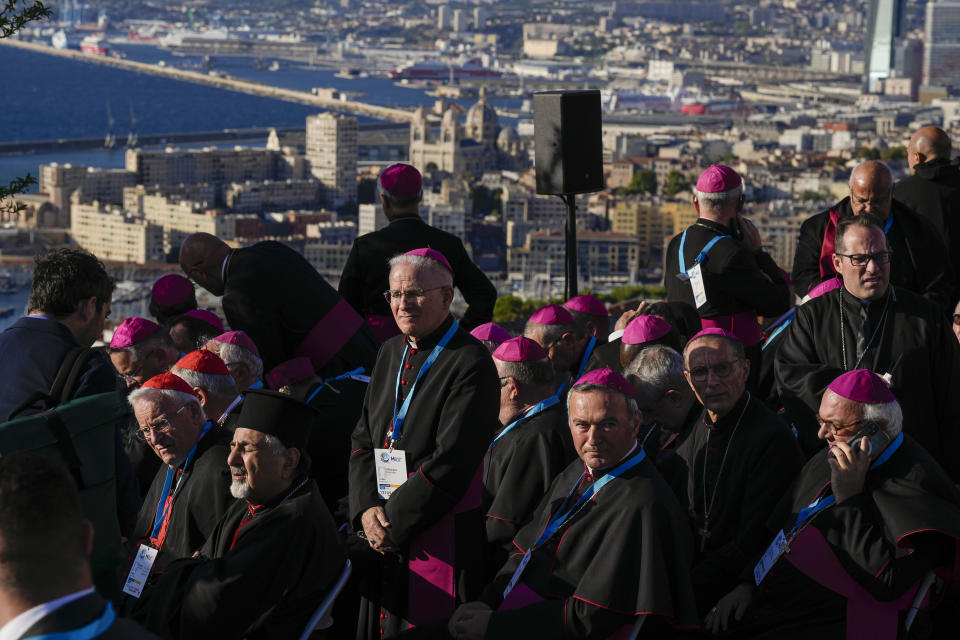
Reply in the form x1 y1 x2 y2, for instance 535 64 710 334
179 233 378 378
894 127 960 289
792 160 954 311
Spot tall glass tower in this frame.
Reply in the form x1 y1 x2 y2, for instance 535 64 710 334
924 1 960 90
864 0 904 92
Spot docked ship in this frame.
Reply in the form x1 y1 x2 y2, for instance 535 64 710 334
80 34 108 55
679 91 752 116
388 57 501 81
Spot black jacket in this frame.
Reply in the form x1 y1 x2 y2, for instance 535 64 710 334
339 216 497 330
18 592 157 639
791 196 955 312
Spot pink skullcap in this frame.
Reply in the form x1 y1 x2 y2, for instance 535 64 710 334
493 336 548 363
184 309 223 331
404 248 454 276
151 274 194 307
379 163 422 198
572 367 635 399
695 164 741 193
140 372 199 398
212 330 260 357
623 315 672 345
471 322 511 344
689 327 742 344
827 370 894 404
110 317 159 349
174 350 230 376
529 303 574 326
264 357 315 391
563 295 607 317
808 276 842 300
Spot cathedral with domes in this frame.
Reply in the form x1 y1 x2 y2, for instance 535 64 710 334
408 89 527 177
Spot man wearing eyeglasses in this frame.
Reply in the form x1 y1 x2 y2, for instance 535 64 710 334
126 373 233 578
673 328 803 616
776 214 960 479
705 369 960 639
348 248 499 639
792 160 954 312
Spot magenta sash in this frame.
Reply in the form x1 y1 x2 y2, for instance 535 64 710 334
786 525 928 639
294 299 364 370
407 465 484 626
701 312 763 346
366 314 402 344
818 208 841 288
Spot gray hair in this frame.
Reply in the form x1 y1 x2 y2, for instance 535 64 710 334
216 342 264 381
496 357 555 388
861 399 903 438
567 382 639 421
127 387 206 422
387 254 454 287
623 345 686 397
169 366 239 398
694 183 743 210
262 433 311 475
524 320 582 345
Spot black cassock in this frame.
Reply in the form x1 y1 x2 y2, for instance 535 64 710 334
726 435 960 639
774 285 960 478
482 402 576 580
477 449 700 638
222 241 378 374
670 393 804 613
128 427 233 573
348 315 500 638
131 479 346 640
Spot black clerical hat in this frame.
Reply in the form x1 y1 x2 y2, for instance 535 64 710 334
235 389 317 449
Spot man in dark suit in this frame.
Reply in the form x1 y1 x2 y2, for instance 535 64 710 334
0 249 138 541
0 452 156 639
338 163 497 341
179 234 379 380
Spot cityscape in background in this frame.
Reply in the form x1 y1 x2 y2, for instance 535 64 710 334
1 0 959 324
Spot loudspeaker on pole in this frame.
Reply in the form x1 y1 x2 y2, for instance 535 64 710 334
533 90 604 196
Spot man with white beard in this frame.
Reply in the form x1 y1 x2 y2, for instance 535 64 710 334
130 389 346 639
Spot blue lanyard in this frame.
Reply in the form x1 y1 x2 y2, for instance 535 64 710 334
389 320 459 446
151 420 214 538
678 228 730 273
534 448 646 548
574 335 597 381
491 395 561 448
248 380 264 390
762 308 797 351
883 214 893 234
306 367 368 404
791 432 904 532
25 602 116 640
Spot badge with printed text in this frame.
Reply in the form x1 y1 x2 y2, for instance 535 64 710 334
123 544 159 598
688 264 708 308
754 529 789 585
374 448 408 500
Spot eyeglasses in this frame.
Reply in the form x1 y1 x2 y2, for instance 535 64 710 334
815 415 864 435
136 404 190 441
686 359 742 383
835 251 893 267
382 286 449 304
119 351 157 386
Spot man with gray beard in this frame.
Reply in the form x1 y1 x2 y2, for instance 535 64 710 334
131 390 345 639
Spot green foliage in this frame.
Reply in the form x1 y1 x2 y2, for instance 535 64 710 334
493 295 556 323
0 0 50 38
662 170 690 197
857 147 881 161
798 190 832 202
880 145 907 162
0 174 36 215
622 169 657 195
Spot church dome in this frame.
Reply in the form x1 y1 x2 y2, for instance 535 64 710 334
466 93 499 144
497 126 518 145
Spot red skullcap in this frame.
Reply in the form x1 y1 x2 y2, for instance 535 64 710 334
174 350 230 376
493 336 549 363
110 317 159 349
140 372 200 398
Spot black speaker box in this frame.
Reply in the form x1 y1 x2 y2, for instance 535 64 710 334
533 90 604 195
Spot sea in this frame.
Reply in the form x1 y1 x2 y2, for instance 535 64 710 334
0 42 523 186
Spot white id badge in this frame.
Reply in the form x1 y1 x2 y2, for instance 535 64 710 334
502 549 532 599
374 448 408 500
688 264 708 309
123 544 159 598
753 529 789 585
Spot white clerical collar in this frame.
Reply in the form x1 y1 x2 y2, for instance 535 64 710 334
587 441 639 475
0 587 95 640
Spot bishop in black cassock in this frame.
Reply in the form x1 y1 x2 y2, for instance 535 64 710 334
482 337 576 580
348 249 499 638
675 329 804 614
775 215 960 479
